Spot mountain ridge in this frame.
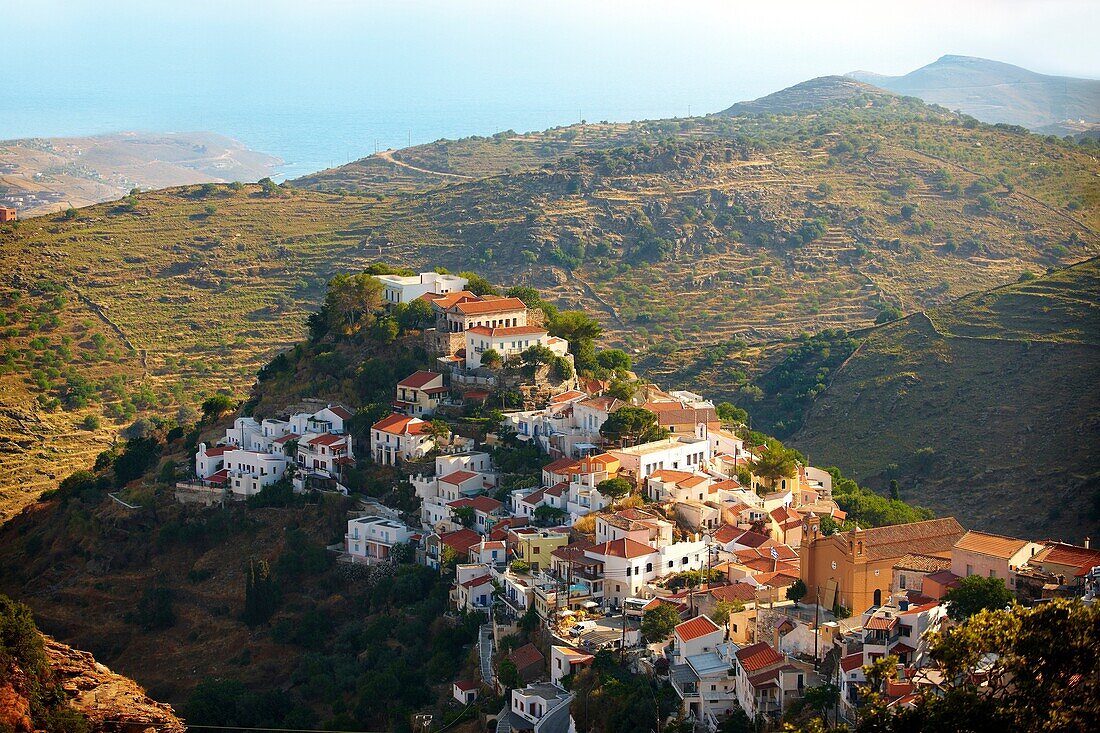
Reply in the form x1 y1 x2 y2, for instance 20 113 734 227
847 54 1100 135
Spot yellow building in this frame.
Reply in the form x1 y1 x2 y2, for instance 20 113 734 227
514 528 570 572
798 515 964 615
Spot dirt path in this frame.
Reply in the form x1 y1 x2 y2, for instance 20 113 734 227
375 149 474 180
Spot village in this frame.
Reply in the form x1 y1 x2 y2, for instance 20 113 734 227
177 270 1100 733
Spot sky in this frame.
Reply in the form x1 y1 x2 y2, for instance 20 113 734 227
4 0 1098 176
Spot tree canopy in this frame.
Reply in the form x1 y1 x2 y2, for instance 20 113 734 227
942 575 1014 621
640 603 680 642
599 406 666 446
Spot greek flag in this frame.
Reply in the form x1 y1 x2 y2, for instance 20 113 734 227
770 546 779 560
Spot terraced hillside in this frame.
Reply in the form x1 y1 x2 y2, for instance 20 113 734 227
790 258 1100 541
1 80 1098 521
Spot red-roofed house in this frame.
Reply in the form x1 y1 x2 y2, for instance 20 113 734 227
425 528 483 569
449 494 506 533
453 679 480 705
370 413 434 464
394 371 449 417
672 615 723 663
732 642 787 717
509 643 546 684
550 645 595 686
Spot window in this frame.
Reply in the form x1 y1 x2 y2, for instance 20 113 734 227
899 574 906 589
966 564 974 576
988 569 996 578
646 562 653 573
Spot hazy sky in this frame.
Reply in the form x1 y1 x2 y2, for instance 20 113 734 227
5 1 1098 173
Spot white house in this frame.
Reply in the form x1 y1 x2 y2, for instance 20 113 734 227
672 615 725 664
609 435 712 482
346 515 417 564
370 413 434 465
502 683 574 733
549 646 594 686
453 680 480 705
464 325 569 369
194 443 289 497
585 537 707 608
296 432 353 480
573 396 625 436
374 271 469 306
454 563 495 611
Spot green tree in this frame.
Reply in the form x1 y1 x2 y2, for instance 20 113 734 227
242 558 279 626
749 444 798 487
786 578 808 606
533 504 567 525
201 393 236 422
498 658 521 689
480 348 502 368
423 419 451 443
595 348 632 372
596 477 632 507
801 683 840 723
710 599 744 640
451 505 475 527
459 271 499 296
549 310 603 344
640 603 680 642
942 575 1014 621
324 273 383 335
716 401 748 425
521 343 555 366
395 297 433 330
599 405 665 446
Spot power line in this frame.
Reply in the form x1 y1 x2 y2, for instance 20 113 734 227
100 724 390 733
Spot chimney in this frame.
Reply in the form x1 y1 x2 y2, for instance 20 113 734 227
896 664 906 681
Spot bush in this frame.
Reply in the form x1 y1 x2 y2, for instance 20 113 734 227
126 586 176 630
81 415 101 431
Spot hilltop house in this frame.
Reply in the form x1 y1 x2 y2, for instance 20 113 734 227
374 271 469 306
295 432 353 490
464 325 570 369
443 296 529 333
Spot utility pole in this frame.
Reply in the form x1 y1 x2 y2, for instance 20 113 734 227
620 605 627 663
814 585 820 668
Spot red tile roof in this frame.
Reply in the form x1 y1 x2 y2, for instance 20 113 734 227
452 297 527 315
577 396 624 412
735 642 784 672
586 538 656 560
1031 542 1100 576
272 433 299 445
397 370 442 389
466 325 548 337
841 653 864 673
453 679 480 692
508 642 544 671
543 457 582 474
372 413 426 435
709 584 757 603
451 495 503 513
549 390 587 404
675 615 722 642
439 470 479 485
307 433 346 446
327 405 354 419
649 469 695 483
202 447 227 457
439 528 481 554
865 616 899 631
461 574 493 589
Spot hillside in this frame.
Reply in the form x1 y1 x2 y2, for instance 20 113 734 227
0 82 1098 522
0 131 281 216
720 75 899 115
848 55 1100 136
785 258 1100 540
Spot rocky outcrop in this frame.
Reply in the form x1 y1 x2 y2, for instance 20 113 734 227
41 636 185 733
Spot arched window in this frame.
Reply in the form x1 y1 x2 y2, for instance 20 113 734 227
873 588 882 606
